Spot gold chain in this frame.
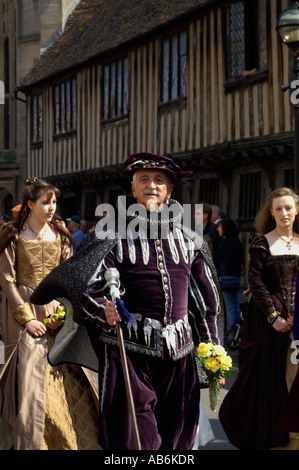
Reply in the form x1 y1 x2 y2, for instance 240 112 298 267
275 230 294 250
27 221 47 240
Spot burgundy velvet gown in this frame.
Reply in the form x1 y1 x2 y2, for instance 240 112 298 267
219 236 299 450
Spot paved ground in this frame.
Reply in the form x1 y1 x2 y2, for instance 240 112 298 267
198 346 239 451
0 291 240 451
199 373 238 450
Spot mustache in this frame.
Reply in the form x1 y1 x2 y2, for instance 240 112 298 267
142 189 162 197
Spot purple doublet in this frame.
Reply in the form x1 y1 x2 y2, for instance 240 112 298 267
81 198 221 450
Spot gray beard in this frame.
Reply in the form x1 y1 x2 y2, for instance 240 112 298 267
145 198 161 212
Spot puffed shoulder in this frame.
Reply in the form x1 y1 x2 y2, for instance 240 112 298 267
0 222 18 239
249 235 268 251
0 222 15 233
55 219 67 229
0 222 18 253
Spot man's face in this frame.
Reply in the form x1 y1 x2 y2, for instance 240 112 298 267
194 207 208 227
194 207 202 226
68 220 78 233
81 220 88 233
131 169 174 211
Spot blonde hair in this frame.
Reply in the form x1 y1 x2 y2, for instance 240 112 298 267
254 187 299 235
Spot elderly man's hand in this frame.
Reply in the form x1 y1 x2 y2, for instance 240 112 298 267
105 300 120 326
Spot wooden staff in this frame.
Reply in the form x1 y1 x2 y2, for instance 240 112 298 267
104 268 142 450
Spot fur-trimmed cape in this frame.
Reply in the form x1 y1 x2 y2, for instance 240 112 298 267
30 227 224 376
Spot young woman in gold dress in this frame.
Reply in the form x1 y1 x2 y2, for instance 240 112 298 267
0 178 100 450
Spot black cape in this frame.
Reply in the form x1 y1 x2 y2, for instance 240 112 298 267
30 228 224 377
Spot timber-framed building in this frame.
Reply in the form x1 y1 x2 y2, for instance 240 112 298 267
18 0 295 268
0 0 81 214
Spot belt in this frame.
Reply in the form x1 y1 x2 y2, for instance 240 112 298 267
99 313 194 361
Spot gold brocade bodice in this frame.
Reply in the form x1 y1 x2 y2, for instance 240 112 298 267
16 236 62 290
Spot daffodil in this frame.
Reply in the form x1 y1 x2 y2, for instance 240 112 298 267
195 341 236 411
213 344 227 357
197 342 213 358
205 356 221 373
43 304 66 327
219 355 232 370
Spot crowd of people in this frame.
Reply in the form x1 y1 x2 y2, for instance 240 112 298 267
0 153 298 450
194 202 244 336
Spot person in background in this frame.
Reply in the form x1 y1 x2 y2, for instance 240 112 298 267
0 178 100 450
219 187 299 450
195 203 221 250
67 215 84 248
212 218 243 333
11 205 22 221
211 205 225 224
81 219 89 238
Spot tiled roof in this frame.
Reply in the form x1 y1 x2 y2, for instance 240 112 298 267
20 0 211 89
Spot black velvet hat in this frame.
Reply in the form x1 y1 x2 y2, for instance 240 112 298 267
124 152 192 185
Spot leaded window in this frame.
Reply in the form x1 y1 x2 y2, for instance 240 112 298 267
238 172 261 220
226 0 268 80
54 78 77 135
161 31 187 103
103 57 129 121
31 94 43 144
199 178 220 205
3 36 9 149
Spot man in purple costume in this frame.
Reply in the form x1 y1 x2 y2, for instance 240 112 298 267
80 152 224 450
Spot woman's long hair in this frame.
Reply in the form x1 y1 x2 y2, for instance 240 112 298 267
0 178 73 253
254 187 299 235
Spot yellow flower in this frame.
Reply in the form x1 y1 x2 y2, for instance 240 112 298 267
213 344 227 357
43 304 66 327
204 356 221 373
219 354 232 370
197 342 213 358
194 341 236 411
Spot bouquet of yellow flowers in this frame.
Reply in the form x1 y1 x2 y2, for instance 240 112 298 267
43 304 66 327
195 341 236 411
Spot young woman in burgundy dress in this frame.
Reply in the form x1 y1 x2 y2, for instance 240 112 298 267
220 187 299 450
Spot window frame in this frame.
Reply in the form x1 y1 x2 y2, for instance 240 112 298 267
53 78 77 137
3 36 10 149
102 56 129 122
30 93 43 146
225 0 268 88
198 178 220 206
237 171 261 221
160 30 187 105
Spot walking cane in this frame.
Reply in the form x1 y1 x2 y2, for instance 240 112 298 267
104 268 142 450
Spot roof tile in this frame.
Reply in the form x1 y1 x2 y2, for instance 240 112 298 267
20 0 209 89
